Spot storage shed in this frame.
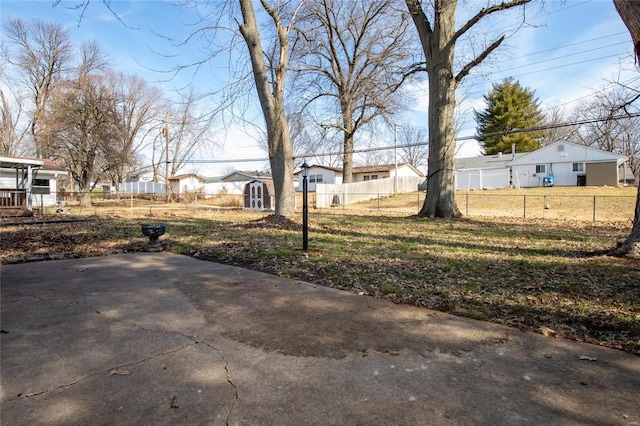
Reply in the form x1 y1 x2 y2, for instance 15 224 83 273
243 180 275 211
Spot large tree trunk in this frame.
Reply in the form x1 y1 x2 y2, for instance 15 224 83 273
268 97 296 217
612 0 640 258
341 105 355 183
614 185 640 257
613 0 640 64
79 171 92 208
238 0 295 217
406 0 530 218
414 0 461 218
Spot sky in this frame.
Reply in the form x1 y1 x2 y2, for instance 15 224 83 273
1 0 638 177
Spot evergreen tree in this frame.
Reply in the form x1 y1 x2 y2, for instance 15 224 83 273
475 78 544 155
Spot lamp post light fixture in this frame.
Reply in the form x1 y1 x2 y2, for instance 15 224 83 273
301 161 310 251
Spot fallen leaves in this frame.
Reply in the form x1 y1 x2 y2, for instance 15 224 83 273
2 213 639 355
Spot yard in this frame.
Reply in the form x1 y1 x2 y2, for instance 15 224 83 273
1 187 639 355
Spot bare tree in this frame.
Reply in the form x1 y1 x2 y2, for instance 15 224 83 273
397 124 429 171
103 71 163 187
613 0 640 258
237 0 297 217
1 18 74 157
163 88 216 178
0 84 30 157
45 42 116 207
405 0 531 218
294 0 413 183
539 103 577 146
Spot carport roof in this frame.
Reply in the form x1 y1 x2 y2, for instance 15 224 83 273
0 156 44 169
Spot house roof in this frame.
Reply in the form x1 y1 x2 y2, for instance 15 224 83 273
0 156 67 173
293 164 342 176
169 173 205 182
294 163 425 177
455 153 528 170
220 170 272 182
41 159 67 173
506 141 628 166
352 162 425 176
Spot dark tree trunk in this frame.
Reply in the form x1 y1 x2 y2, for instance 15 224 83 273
613 0 640 64
412 0 461 218
238 0 295 217
612 0 640 258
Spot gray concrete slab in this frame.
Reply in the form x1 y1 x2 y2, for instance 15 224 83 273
1 252 639 425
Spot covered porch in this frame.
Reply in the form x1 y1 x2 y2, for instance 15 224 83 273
0 157 44 217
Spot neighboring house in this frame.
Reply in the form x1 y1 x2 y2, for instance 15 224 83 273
352 163 425 182
1 156 68 216
204 170 272 196
168 174 205 198
126 168 156 182
455 141 629 190
508 141 628 187
294 165 342 192
295 163 424 192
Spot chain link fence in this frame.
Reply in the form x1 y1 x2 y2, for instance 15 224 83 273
6 189 637 223
311 190 638 222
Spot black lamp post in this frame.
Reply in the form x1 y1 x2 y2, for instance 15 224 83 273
301 161 310 251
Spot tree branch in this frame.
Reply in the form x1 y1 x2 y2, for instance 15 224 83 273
455 35 504 83
453 0 531 44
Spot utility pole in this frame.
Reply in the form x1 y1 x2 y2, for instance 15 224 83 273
394 124 398 194
164 113 169 203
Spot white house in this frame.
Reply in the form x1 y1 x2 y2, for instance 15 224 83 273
294 165 342 192
455 141 629 189
168 173 205 198
295 163 424 192
1 156 67 216
507 141 628 188
204 170 272 196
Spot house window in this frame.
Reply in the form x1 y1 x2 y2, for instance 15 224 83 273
309 175 316 183
315 174 323 183
363 176 370 181
363 174 379 181
32 178 51 195
573 163 584 172
535 165 546 174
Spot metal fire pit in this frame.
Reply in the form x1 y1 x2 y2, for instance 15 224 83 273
141 223 167 252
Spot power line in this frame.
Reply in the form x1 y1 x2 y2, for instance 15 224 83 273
495 42 629 74
497 32 628 63
182 112 640 164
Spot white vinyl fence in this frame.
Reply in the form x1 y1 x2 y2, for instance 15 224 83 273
455 168 510 191
315 176 424 208
119 181 166 195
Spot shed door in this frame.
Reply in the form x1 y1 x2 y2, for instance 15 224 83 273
250 182 263 210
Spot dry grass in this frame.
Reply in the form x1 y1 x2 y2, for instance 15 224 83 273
335 186 638 222
2 186 639 355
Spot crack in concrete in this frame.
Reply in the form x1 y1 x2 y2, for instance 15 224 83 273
9 345 193 401
90 303 239 423
201 340 239 426
1 289 45 302
6 294 239 421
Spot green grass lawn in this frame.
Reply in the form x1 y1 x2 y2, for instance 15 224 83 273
2 208 638 354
